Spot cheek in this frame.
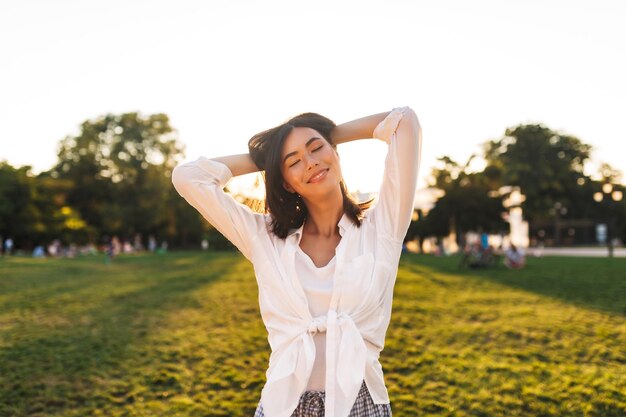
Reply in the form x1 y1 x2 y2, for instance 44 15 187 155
316 151 335 169
331 157 342 174
282 170 300 191
284 166 298 181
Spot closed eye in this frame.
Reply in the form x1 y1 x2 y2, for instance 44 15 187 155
288 143 324 168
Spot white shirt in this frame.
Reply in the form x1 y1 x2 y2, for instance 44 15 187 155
295 246 336 391
171 117 421 417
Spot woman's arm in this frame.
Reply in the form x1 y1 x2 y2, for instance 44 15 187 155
211 153 260 177
217 109 400 175
219 110 396 173
330 111 392 145
171 156 266 262
370 107 422 242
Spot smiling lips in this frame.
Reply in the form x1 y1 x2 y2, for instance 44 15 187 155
307 169 329 183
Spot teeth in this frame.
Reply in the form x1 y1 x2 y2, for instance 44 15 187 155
310 170 326 182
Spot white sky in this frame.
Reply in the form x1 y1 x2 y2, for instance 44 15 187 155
1 0 625 195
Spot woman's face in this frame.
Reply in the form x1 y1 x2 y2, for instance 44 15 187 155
280 127 342 199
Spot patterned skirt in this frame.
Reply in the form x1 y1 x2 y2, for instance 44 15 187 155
253 380 392 417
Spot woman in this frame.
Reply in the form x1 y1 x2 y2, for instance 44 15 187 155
171 106 422 417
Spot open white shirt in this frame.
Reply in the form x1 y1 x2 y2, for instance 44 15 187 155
171 117 421 417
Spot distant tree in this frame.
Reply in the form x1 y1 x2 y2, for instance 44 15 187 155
593 163 625 243
0 162 44 248
405 208 443 253
419 156 509 246
0 161 99 249
483 124 592 222
51 112 186 242
597 163 623 184
34 173 96 245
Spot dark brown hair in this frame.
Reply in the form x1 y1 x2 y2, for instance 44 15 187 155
248 112 374 239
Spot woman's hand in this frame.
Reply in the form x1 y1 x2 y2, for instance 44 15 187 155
373 107 408 144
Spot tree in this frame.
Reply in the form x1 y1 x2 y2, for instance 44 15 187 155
0 161 99 249
33 173 96 245
0 162 44 248
419 156 509 246
51 112 186 242
483 124 592 222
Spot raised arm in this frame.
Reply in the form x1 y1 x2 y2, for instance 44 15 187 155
210 153 260 177
330 111 391 145
369 107 422 242
171 153 267 262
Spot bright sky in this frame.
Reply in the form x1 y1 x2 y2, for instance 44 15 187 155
1 0 625 196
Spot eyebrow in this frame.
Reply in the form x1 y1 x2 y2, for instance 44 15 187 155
282 137 323 164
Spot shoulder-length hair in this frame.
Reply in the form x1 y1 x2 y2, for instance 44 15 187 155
248 112 374 239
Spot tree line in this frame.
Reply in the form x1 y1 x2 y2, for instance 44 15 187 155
0 112 220 252
1 112 624 252
407 124 625 249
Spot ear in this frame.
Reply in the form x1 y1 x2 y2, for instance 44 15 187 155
283 180 295 194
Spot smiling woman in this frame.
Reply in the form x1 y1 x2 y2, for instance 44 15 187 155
171 106 421 417
247 112 377 241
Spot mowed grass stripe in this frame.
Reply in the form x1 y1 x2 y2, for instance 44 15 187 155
387 254 625 416
1 252 266 417
0 252 624 417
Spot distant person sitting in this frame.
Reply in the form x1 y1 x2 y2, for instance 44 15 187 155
504 244 526 269
4 237 13 256
460 242 497 268
32 246 46 258
480 232 489 250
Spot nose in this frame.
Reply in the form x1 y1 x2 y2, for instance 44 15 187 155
304 153 320 170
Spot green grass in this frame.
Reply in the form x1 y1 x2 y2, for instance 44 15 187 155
0 252 624 417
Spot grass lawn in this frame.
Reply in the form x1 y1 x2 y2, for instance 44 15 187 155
0 251 624 417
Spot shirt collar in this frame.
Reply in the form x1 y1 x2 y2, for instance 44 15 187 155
287 212 351 243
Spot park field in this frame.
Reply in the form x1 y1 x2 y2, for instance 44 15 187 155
0 251 625 417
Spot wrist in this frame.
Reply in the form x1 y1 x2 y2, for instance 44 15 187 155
373 109 405 143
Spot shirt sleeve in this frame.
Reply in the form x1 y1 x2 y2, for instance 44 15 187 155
370 111 422 242
171 156 267 262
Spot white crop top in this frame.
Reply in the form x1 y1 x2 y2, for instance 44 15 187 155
295 245 336 391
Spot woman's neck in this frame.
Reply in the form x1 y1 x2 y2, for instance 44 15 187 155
302 192 344 238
